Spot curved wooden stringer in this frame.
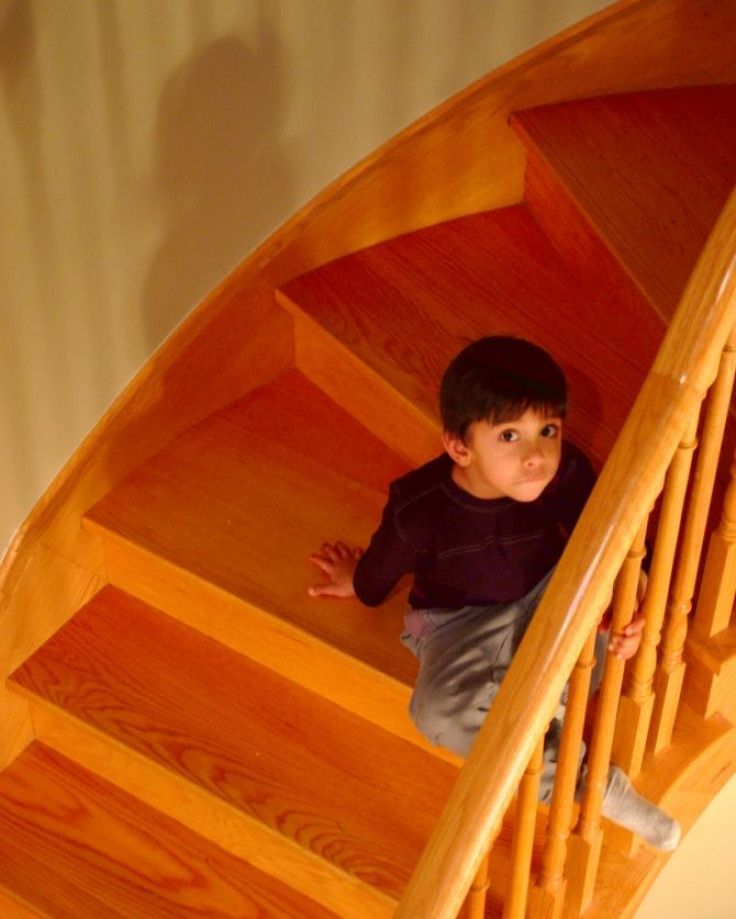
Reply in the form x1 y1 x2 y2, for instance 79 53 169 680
1 1 736 916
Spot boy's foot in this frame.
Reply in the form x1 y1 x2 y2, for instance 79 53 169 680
601 765 681 851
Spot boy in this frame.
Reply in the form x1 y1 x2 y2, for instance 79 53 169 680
309 336 679 850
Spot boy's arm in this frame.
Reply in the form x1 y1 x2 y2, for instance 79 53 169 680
308 542 363 598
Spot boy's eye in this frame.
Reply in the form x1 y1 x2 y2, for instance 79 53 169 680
542 424 560 438
499 430 519 442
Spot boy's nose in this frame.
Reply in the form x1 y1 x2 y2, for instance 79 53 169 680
523 443 545 466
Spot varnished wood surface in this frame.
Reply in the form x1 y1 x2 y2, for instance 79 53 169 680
513 85 736 322
290 307 441 469
0 888 43 919
280 206 663 467
0 742 341 919
522 148 666 334
85 371 420 688
9 587 459 901
21 698 401 919
684 623 736 721
82 526 439 759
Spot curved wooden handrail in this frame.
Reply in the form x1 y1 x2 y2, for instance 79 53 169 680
393 187 736 918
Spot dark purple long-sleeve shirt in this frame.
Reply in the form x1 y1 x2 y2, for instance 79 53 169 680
353 441 596 610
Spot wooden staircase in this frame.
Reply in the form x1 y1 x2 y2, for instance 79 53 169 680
2 4 736 916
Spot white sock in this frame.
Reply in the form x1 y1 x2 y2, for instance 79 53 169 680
601 765 681 851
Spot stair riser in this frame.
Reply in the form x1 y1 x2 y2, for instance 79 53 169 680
0 687 34 773
11 690 397 919
281 298 440 468
512 87 736 326
522 147 663 331
0 542 106 771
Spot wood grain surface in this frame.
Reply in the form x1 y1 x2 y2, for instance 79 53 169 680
0 742 341 919
9 588 459 901
513 86 736 321
85 371 420 688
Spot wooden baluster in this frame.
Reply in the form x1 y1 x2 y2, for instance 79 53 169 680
612 413 699 778
462 818 506 919
691 334 736 641
464 852 491 919
692 448 736 638
685 446 736 720
647 409 703 753
566 521 648 915
650 343 736 752
527 625 599 919
503 737 545 919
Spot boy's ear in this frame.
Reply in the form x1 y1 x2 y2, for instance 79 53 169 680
443 430 471 467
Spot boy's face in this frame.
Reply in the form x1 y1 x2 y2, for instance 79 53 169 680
444 408 562 502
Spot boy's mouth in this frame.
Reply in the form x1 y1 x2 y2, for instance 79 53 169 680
518 473 548 484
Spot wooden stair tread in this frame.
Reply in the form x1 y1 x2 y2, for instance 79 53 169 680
8 587 459 900
278 205 663 466
85 370 419 687
511 85 736 319
0 742 340 919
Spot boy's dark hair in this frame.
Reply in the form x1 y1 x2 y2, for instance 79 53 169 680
440 336 568 440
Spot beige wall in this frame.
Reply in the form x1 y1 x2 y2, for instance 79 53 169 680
634 773 736 919
1 0 610 552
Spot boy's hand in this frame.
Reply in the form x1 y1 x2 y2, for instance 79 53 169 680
601 570 648 660
308 541 363 598
608 613 645 660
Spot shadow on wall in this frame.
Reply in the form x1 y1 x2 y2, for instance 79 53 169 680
0 0 53 503
142 24 293 349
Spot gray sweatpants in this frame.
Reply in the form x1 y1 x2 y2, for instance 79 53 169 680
401 570 568 803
